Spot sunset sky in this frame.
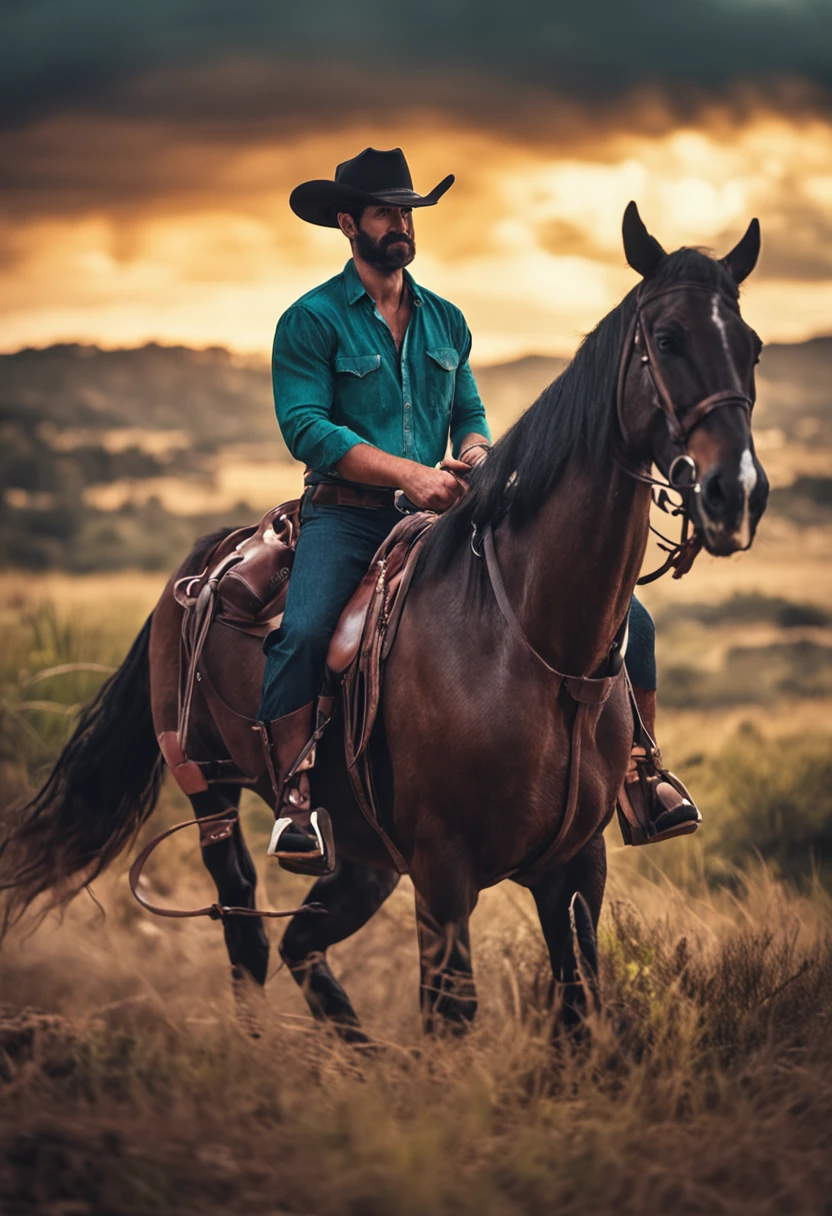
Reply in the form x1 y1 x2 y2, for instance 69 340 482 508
2 1 832 363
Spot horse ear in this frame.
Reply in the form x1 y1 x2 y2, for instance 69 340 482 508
721 218 761 285
622 201 666 279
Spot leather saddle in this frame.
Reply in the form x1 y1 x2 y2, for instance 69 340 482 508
173 500 301 635
163 498 433 870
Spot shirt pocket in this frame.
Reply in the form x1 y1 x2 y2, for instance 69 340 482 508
425 347 459 413
334 353 383 415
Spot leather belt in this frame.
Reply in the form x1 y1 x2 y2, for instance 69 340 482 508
308 483 397 510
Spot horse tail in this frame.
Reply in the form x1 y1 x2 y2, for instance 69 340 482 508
0 526 236 938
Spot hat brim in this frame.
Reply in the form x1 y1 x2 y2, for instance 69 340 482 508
289 174 455 228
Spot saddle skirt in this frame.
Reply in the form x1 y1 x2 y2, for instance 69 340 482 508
164 499 434 871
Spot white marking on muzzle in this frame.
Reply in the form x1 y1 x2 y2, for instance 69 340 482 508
739 447 757 495
736 447 757 548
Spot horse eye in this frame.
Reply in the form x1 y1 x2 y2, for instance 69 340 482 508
655 333 676 354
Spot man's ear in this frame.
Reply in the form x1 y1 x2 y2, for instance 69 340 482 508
337 211 357 239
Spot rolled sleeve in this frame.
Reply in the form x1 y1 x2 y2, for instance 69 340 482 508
449 323 491 454
272 306 365 472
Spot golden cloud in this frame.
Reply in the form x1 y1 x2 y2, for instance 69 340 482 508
2 111 832 360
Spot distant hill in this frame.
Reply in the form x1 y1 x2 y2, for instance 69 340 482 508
0 335 830 571
752 336 832 438
0 343 285 452
473 339 832 439
1 335 828 449
471 355 568 435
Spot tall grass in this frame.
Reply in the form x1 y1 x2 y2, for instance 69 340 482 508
2 588 832 1213
0 600 130 805
695 726 832 888
2 865 831 1215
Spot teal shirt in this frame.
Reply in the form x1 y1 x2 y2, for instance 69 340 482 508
271 259 491 475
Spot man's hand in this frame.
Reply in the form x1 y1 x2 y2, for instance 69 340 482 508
399 463 468 512
336 443 470 511
441 456 475 477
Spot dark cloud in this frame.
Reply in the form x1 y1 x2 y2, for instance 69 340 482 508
742 197 832 283
2 0 832 301
2 0 831 132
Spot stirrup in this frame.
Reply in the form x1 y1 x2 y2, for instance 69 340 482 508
617 764 701 846
267 807 335 876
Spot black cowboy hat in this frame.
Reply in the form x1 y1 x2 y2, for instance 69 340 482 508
289 147 454 229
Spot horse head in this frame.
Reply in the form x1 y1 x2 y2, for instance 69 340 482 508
619 201 769 556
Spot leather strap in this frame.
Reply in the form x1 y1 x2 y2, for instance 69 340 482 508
129 809 327 920
482 527 622 702
636 530 703 585
614 280 754 586
309 483 397 510
479 526 624 881
482 527 560 677
618 282 753 450
176 549 242 761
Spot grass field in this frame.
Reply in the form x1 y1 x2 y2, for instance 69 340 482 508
1 534 832 1213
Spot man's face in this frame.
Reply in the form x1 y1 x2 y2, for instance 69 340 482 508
342 205 416 271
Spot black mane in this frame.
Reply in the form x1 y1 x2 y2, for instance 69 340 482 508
419 248 737 576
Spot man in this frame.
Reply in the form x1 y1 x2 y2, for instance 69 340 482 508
258 146 698 875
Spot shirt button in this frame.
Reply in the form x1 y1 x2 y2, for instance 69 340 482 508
405 402 411 410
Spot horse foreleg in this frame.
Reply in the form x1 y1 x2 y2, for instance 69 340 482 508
279 859 400 1044
414 896 477 1034
191 786 270 990
528 833 606 1031
411 855 479 1035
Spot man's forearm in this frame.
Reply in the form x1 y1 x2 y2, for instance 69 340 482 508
335 442 418 488
335 443 471 512
336 433 491 487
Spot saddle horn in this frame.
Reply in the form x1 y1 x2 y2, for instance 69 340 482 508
622 201 666 280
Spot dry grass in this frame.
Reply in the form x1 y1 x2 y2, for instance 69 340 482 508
2 574 832 1214
2 859 832 1216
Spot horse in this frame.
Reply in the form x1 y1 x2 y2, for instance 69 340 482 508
0 204 769 1038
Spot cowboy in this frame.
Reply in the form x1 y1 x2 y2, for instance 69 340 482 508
258 147 699 874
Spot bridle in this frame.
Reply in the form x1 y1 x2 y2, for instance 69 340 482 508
615 280 755 584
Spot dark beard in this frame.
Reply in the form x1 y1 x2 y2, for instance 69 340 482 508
354 225 415 272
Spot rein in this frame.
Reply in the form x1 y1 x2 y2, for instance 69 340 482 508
469 282 754 874
128 809 327 920
615 280 753 585
476 525 625 881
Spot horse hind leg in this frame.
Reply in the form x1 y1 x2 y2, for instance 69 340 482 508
528 833 606 1032
191 785 270 1029
279 858 400 1044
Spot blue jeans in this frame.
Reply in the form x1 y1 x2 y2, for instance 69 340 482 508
259 498 403 721
628 595 657 691
259 500 658 721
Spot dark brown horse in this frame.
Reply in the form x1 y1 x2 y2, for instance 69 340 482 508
0 205 769 1037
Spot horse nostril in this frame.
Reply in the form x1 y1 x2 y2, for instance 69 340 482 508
701 470 728 519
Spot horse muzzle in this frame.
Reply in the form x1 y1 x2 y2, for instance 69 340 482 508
692 449 769 555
